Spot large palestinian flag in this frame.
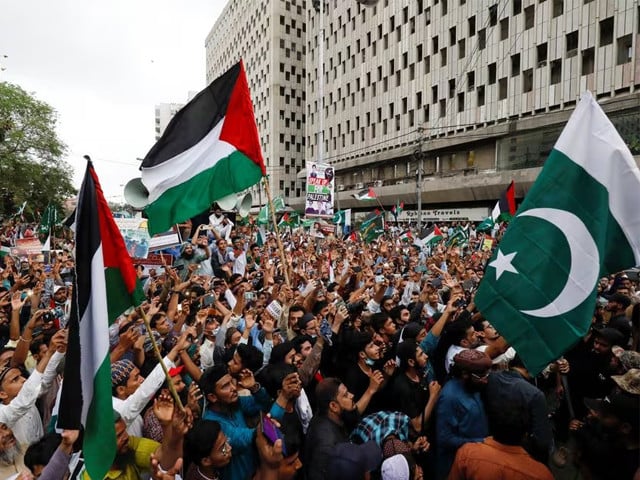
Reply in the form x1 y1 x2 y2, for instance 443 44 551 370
141 60 266 235
58 160 145 480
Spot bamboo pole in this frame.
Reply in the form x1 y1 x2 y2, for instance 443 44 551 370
136 306 185 412
262 176 290 286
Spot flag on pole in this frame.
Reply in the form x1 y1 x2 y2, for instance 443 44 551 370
360 214 384 243
413 225 443 249
140 60 266 235
352 187 377 200
475 92 640 376
399 230 412 243
58 161 145 480
257 197 285 225
391 201 404 220
476 217 495 233
39 204 58 235
491 181 516 222
445 226 469 247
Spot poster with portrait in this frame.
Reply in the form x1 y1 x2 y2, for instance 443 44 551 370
305 162 334 217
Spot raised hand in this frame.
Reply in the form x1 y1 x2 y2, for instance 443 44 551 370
153 390 175 426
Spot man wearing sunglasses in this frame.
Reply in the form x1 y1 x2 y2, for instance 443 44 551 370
435 349 492 479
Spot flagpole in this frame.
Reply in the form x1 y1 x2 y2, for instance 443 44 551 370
137 306 185 412
262 176 290 286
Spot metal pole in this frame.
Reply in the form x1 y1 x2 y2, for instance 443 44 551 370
417 158 423 230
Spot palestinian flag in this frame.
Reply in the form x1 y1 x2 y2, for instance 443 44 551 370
352 187 376 200
391 200 404 219
58 161 145 480
491 180 516 222
419 224 444 247
399 230 413 243
141 60 266 236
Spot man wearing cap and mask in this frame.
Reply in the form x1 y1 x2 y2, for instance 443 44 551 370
111 329 192 437
436 349 491 479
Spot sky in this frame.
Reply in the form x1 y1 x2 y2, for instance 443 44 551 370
0 0 226 203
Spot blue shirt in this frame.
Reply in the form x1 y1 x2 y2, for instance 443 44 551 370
203 388 285 480
435 378 488 479
420 331 439 383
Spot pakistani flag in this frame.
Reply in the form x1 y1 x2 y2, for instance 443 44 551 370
476 217 495 233
445 225 469 247
333 209 352 227
140 60 266 235
58 161 145 480
360 214 384 243
475 92 640 376
39 204 58 235
258 196 285 225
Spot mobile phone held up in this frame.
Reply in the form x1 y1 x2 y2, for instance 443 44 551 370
261 414 287 456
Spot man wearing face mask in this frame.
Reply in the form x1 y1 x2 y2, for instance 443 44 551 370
342 332 386 416
199 317 224 370
305 378 364 480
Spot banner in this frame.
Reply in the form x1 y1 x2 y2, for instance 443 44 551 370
304 162 335 217
12 238 43 256
394 207 490 222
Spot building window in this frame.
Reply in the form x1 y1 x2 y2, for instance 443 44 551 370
600 17 614 46
450 27 456 46
488 62 497 84
468 16 476 36
432 85 438 103
537 43 548 66
552 0 563 17
449 78 456 98
566 31 578 57
425 7 431 25
467 71 475 91
489 4 498 26
416 92 422 108
500 18 509 41
524 6 534 29
550 59 562 84
523 68 533 92
511 54 520 76
457 92 465 112
498 78 508 100
478 29 486 49
581 47 594 75
459 39 466 58
442 0 448 15
433 35 439 53
439 99 446 118
441 48 447 66
616 35 632 65
513 0 522 15
477 85 485 106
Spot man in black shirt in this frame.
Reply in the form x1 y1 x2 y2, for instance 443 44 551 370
388 340 441 435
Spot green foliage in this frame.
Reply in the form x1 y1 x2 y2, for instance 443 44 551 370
0 81 76 218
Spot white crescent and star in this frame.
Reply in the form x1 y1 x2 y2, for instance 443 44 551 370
488 207 600 318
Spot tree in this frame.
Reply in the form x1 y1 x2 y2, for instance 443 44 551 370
0 81 76 219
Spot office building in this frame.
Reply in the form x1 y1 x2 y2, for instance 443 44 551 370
303 0 640 221
205 0 307 203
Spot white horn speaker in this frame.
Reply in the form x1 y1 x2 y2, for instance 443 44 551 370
123 178 150 209
217 194 238 211
237 193 253 218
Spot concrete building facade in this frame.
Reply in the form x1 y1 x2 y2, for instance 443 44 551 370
303 0 640 218
205 0 307 203
154 102 184 141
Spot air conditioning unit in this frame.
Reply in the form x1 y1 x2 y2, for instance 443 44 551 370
355 183 364 189
337 184 345 191
374 180 383 187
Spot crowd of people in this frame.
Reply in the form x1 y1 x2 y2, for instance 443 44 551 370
0 210 638 480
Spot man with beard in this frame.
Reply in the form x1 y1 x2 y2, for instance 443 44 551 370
558 327 624 437
305 378 364 480
342 332 386 415
49 286 71 329
174 236 210 281
435 349 491 480
0 422 27 478
389 340 441 435
199 364 289 480
111 328 193 437
102 392 188 480
605 292 632 346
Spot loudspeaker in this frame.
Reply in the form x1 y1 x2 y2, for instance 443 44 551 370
123 178 150 209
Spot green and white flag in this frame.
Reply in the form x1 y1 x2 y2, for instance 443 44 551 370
360 214 384 243
475 92 640 376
